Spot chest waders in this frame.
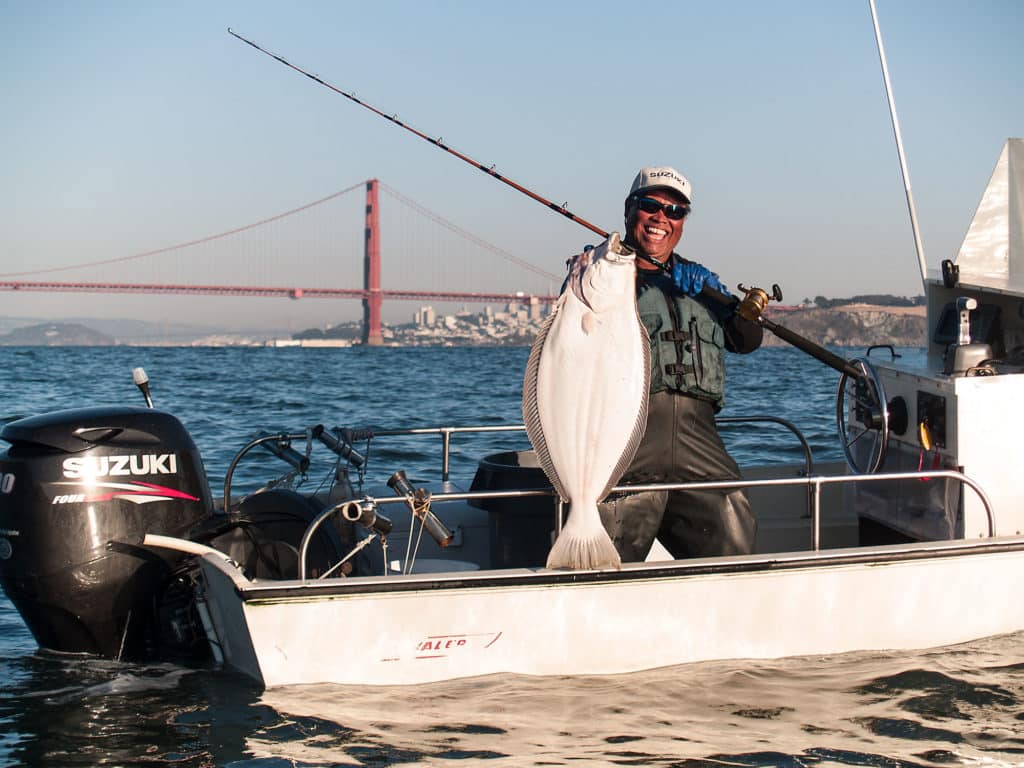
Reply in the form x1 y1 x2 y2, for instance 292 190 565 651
596 273 756 561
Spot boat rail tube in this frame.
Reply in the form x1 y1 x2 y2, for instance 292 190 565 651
372 416 813 482
293 467 991 580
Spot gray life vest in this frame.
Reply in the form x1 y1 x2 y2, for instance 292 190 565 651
636 273 727 410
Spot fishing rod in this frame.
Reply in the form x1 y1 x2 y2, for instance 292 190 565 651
227 28 608 241
228 30 672 274
227 27 714 272
227 28 862 380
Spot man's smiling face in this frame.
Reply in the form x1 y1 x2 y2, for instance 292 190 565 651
627 189 687 269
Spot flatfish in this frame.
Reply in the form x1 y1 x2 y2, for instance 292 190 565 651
522 232 650 570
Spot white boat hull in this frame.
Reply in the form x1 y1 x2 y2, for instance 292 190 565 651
196 538 1024 687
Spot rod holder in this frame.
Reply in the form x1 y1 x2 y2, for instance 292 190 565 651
387 470 454 547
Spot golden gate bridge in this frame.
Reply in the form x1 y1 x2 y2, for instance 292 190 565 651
0 180 562 345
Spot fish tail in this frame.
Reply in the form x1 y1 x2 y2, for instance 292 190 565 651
546 509 621 571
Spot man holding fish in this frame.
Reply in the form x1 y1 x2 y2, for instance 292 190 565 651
524 166 762 570
601 166 764 562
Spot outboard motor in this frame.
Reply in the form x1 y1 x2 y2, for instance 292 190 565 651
0 406 213 660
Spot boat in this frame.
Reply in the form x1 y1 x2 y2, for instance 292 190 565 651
0 138 1021 688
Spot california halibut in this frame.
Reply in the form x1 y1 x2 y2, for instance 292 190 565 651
522 232 650 570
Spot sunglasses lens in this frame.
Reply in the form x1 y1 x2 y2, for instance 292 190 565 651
636 197 688 220
637 198 659 214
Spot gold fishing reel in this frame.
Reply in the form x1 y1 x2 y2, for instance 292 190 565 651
735 283 784 322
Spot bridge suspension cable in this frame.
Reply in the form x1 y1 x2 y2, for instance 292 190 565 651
379 183 562 284
4 180 559 292
0 182 365 279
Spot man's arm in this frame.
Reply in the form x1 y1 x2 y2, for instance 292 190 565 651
722 310 763 354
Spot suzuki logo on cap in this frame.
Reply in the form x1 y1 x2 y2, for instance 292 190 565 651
648 170 684 184
630 166 692 201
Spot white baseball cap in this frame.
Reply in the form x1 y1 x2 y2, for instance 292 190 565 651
628 166 693 205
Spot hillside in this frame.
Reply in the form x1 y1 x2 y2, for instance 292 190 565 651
761 304 926 348
0 322 116 346
0 303 930 348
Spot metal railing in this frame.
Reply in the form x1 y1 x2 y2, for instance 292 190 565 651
297 467 994 580
369 424 526 481
370 415 815 482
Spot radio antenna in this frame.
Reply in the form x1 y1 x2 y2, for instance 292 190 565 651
869 0 928 288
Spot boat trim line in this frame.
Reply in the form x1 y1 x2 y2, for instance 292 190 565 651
229 535 1024 603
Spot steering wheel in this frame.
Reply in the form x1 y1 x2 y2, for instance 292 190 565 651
835 357 890 474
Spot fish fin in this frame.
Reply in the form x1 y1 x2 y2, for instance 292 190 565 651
581 311 596 335
546 508 621 571
599 311 652 500
522 303 569 501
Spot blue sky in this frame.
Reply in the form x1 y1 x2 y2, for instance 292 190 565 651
2 1 1022 329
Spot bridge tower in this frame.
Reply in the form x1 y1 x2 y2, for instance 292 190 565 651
362 179 383 345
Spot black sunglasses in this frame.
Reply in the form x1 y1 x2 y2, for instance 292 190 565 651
635 196 690 220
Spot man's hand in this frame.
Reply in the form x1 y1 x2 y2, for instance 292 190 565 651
671 261 730 297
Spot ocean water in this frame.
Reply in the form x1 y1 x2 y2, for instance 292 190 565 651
1 344 1022 767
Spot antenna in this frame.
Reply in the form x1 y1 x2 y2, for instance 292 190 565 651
132 367 154 408
869 0 928 288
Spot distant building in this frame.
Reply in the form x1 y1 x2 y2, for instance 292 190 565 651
415 306 436 326
528 296 542 321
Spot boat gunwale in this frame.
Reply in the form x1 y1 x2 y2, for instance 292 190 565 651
215 534 1024 603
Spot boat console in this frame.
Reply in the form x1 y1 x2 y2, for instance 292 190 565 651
848 139 1024 542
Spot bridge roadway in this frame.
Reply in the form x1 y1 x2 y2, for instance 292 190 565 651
0 281 557 305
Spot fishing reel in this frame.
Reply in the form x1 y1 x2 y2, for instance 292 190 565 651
735 283 784 323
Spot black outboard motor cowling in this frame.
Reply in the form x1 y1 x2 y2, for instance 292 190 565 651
0 406 213 659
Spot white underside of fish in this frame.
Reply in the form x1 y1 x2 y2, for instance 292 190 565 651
523 234 650 570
